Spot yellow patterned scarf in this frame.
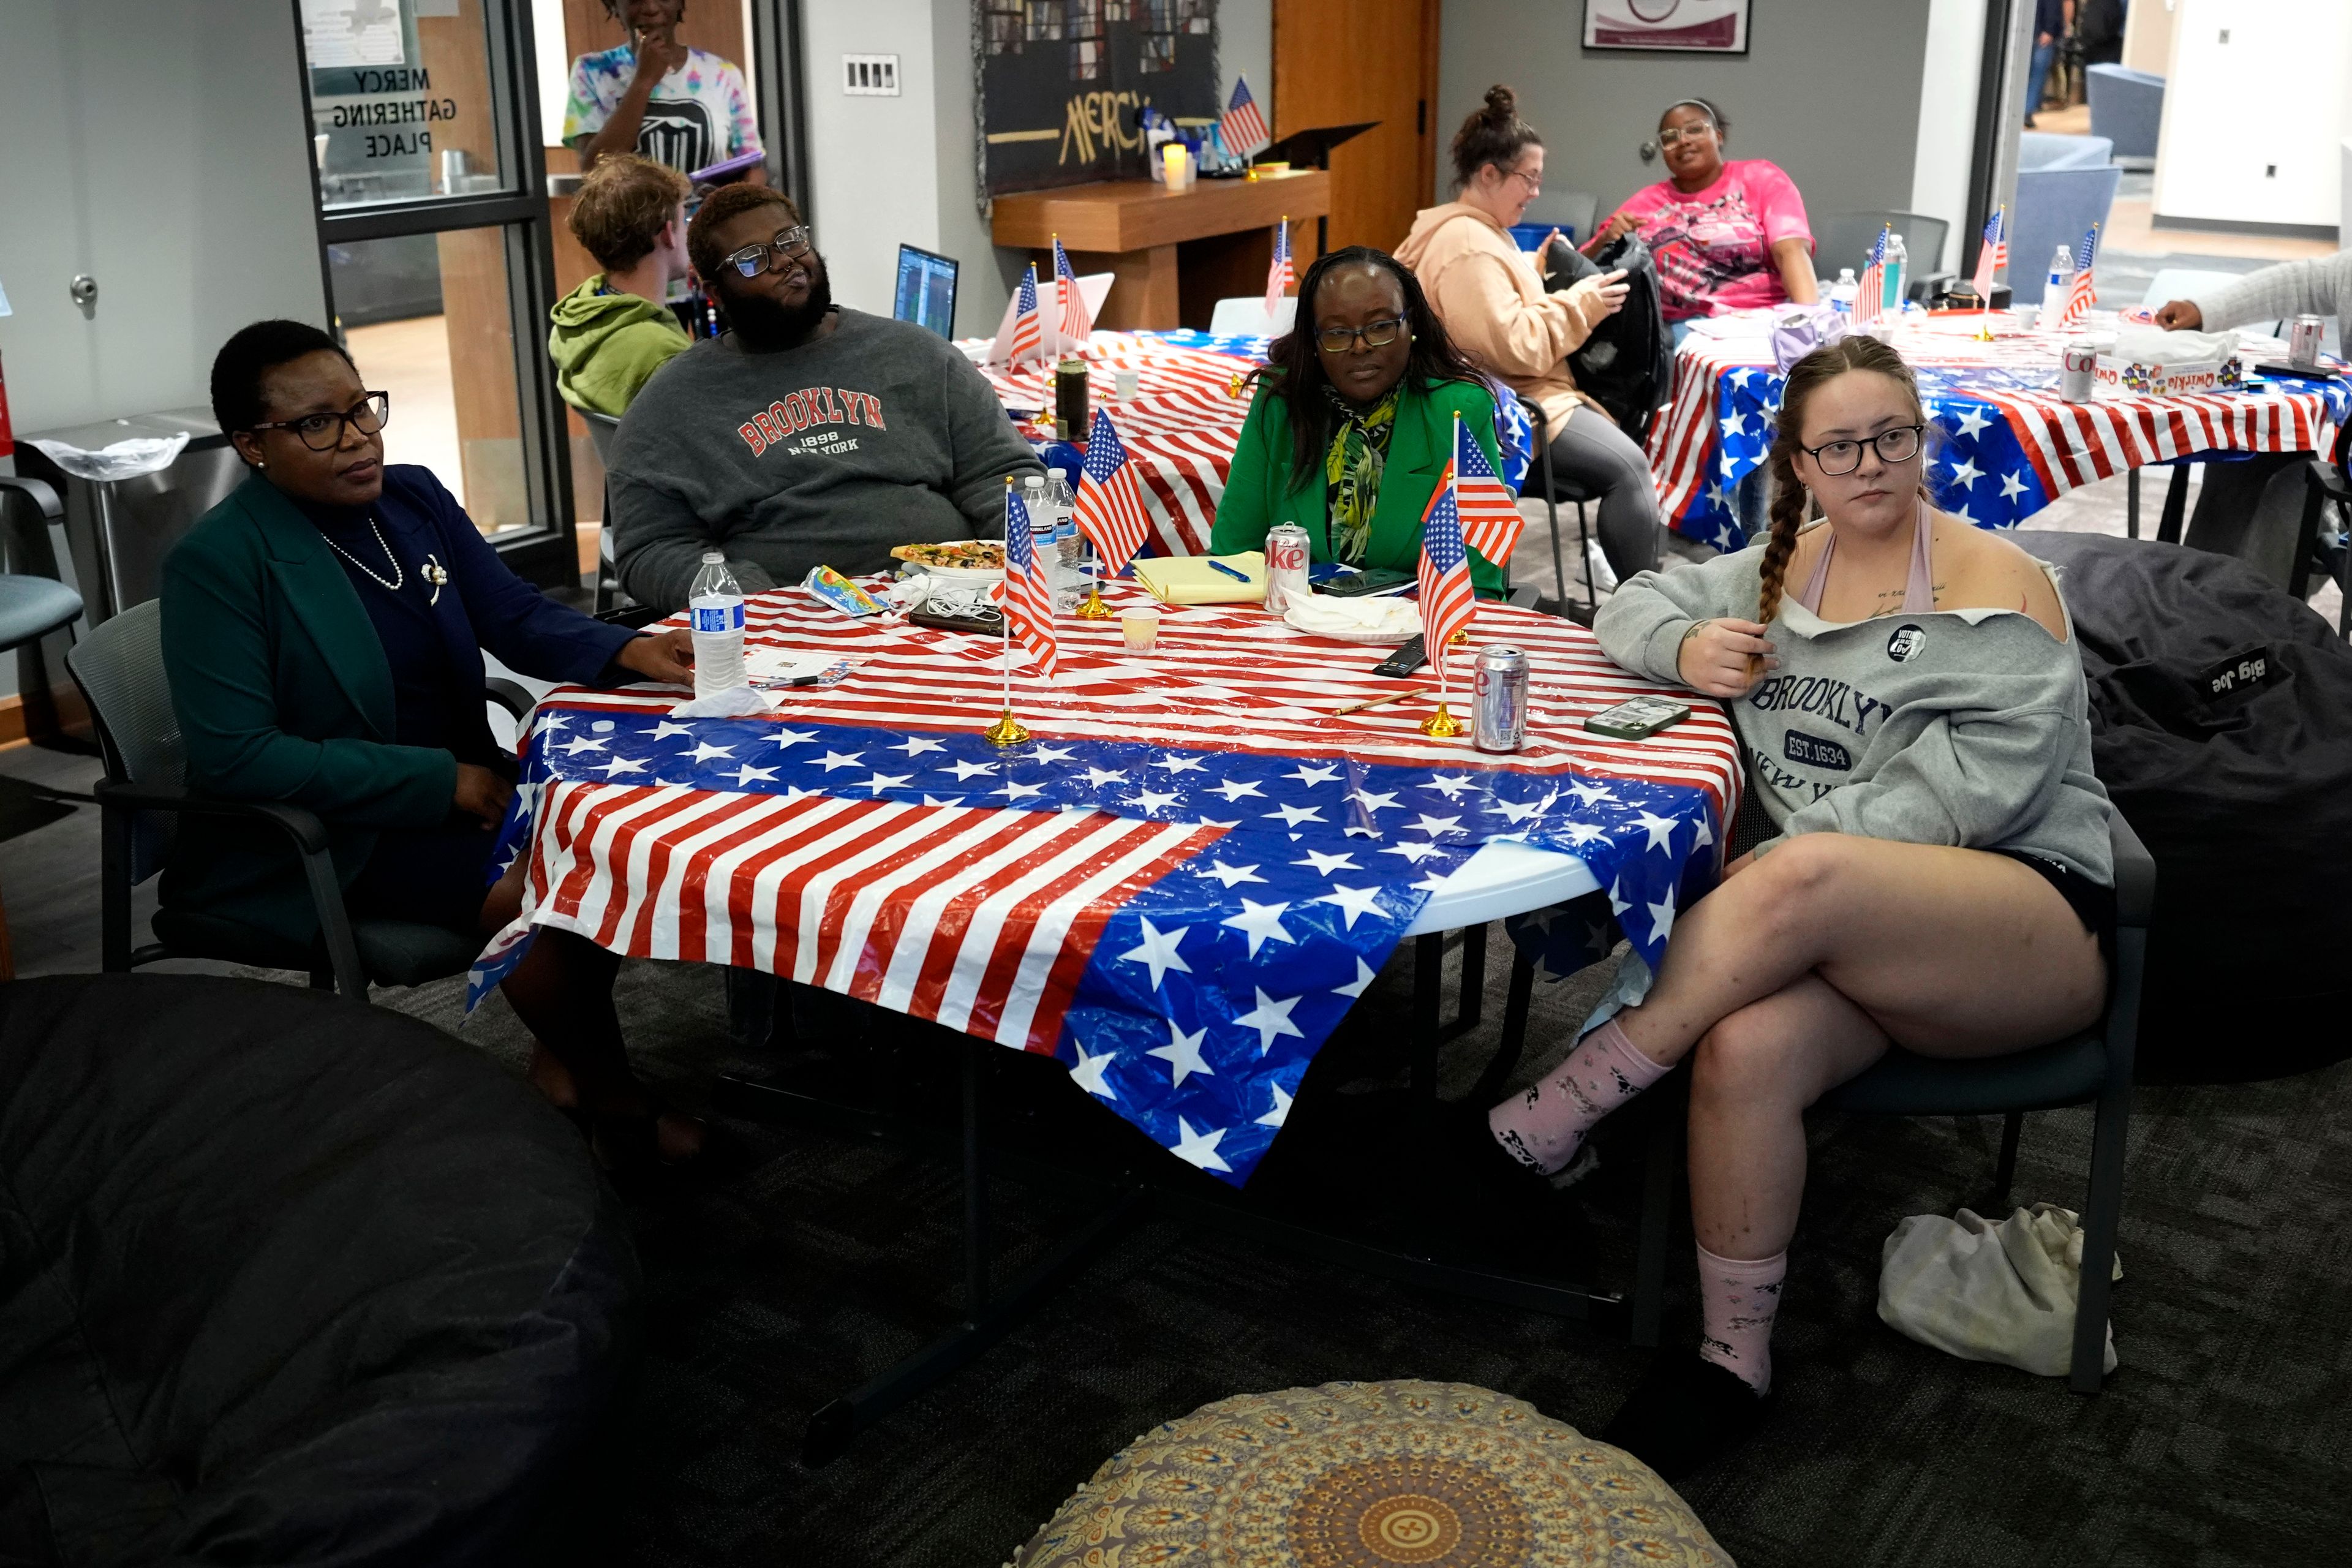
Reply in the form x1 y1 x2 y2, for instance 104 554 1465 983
1321 385 1399 565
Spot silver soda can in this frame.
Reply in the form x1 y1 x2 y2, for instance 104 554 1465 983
1264 522 1311 614
2060 339 2097 403
1473 645 1529 753
2291 313 2326 370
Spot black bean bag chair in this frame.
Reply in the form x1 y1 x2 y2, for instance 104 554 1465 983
2019 530 2352 1081
0 974 637 1565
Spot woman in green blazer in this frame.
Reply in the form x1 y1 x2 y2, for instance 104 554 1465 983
1212 246 1510 598
164 319 703 1170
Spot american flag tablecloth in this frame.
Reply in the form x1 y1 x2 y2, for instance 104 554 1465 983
1648 313 2352 549
967 330 1537 563
472 583 1741 1185
970 331 1264 559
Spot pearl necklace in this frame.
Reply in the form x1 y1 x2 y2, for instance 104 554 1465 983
322 515 405 592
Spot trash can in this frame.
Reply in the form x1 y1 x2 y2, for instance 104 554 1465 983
15 406 242 628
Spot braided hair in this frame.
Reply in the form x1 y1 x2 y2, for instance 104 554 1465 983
1753 335 1932 629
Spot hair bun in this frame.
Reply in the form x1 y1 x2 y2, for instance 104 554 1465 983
1483 85 1518 121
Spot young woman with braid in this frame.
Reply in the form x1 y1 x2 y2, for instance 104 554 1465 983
1466 336 2116 1477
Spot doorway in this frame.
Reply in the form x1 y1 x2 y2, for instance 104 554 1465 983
1272 0 1439 257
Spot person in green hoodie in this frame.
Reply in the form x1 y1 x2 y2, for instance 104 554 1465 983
1212 246 1511 598
549 153 695 417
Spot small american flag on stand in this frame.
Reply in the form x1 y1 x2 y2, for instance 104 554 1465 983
1971 206 2007 302
2056 224 2100 329
1003 481 1058 679
1417 459 1476 687
1009 265 1046 366
1218 75 1271 160
1053 236 1093 343
1445 410 1525 567
1264 218 1292 319
1853 227 1888 327
1074 407 1152 575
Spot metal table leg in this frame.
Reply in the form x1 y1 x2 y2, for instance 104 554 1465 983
798 1039 1146 1468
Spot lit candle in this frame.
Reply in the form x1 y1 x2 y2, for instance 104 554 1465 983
1162 142 1188 189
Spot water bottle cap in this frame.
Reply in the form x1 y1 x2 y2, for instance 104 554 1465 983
701 551 723 563
1023 475 1045 488
1049 467 1068 480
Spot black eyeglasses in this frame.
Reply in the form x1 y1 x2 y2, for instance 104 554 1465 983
1801 423 1923 477
1315 315 1408 354
723 226 813 278
249 391 391 451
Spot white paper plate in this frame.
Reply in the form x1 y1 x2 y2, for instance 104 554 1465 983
910 561 1004 584
1282 600 1420 644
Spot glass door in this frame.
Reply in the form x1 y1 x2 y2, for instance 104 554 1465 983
298 0 577 585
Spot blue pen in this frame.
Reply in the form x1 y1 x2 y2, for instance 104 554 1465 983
1206 558 1253 582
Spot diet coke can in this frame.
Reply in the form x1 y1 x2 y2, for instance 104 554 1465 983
2060 339 2097 403
1473 645 1529 753
1264 522 1311 614
2290 313 2326 371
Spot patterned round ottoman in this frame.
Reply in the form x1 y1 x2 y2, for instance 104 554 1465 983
1007 1379 1731 1567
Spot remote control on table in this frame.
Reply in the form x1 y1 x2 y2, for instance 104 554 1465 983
1374 635 1428 677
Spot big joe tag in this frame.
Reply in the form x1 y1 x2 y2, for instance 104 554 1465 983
2199 645 2272 701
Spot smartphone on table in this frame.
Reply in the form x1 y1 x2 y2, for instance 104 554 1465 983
1584 696 1691 739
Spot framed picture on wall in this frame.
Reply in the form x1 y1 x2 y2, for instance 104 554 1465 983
1582 0 1751 53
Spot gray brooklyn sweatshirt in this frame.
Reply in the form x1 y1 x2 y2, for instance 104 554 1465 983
1595 526 2114 886
606 307 1044 611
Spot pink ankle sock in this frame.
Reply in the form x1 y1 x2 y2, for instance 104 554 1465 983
1487 1017 1670 1175
1695 1243 1787 1395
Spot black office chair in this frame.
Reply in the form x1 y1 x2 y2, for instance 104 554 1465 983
579 409 635 617
64 600 533 1001
0 475 86 979
1624 805 2155 1393
1517 395 1601 620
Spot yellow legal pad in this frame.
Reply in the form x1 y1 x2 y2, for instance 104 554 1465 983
1130 551 1267 605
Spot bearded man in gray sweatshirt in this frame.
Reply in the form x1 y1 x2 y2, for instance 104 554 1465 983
605 184 1042 612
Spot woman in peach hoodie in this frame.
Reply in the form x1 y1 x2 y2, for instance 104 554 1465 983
1395 85 1663 582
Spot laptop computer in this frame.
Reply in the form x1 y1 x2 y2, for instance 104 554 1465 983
893 244 960 339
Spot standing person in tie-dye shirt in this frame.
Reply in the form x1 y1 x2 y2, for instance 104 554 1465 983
1588 98 1814 329
565 0 764 182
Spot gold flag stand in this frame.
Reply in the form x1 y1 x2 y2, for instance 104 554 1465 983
1419 700 1465 739
982 707 1031 746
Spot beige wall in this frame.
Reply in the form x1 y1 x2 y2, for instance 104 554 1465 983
2124 0 2177 75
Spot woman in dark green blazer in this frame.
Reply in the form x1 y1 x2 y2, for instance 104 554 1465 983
164 319 703 1169
1211 246 1510 598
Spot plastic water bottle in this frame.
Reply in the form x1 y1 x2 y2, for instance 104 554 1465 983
1020 475 1058 606
1049 467 1086 610
687 551 747 697
1882 232 1908 312
2048 242 2075 303
1830 267 1858 314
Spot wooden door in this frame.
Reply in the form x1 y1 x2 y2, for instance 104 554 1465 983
1272 0 1439 258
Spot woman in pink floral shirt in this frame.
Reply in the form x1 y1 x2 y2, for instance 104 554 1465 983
1588 99 1815 326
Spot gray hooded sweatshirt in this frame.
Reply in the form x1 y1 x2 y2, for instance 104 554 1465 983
606 306 1043 611
1595 525 2114 886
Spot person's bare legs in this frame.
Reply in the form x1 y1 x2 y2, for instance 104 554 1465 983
1683 973 1890 1261
1618 833 2105 1072
479 857 703 1161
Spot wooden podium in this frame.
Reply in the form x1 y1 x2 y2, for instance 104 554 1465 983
990 170 1331 331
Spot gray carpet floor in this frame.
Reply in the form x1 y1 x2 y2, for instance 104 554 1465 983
337 935 2352 1568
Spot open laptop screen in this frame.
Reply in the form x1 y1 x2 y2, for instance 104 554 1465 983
893 244 960 339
